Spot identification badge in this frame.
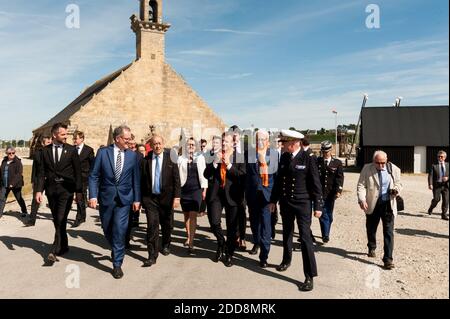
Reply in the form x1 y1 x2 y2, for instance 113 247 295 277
295 165 306 170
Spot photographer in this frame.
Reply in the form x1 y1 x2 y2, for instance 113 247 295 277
357 150 402 270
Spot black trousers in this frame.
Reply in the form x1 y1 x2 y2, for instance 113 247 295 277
271 205 279 239
144 195 174 260
46 185 73 255
0 186 28 215
429 183 449 215
75 182 88 222
366 200 395 263
207 198 239 256
237 201 247 241
280 199 318 278
29 186 40 223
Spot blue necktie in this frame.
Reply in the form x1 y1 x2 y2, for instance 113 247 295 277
154 155 161 194
441 164 445 182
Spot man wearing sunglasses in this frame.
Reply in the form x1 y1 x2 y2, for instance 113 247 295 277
0 147 28 219
357 150 402 270
428 151 449 220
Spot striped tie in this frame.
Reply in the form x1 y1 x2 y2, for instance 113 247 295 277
115 151 122 183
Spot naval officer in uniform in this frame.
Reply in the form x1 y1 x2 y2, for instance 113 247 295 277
317 141 344 243
269 130 323 292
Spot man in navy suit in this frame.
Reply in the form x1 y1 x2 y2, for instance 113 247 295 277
89 125 141 279
246 130 278 268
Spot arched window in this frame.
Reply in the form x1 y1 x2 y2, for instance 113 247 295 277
149 0 158 23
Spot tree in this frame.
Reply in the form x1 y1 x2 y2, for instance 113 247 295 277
319 128 326 135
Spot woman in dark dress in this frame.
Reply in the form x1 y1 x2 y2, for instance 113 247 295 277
177 138 208 254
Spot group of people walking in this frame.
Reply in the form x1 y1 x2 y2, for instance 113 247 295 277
1 122 448 292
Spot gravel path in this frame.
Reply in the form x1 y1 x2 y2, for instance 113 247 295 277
0 172 448 299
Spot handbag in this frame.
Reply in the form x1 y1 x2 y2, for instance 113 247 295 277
387 162 404 212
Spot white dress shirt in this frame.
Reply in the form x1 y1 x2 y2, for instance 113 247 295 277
152 152 164 192
76 143 84 155
53 143 63 162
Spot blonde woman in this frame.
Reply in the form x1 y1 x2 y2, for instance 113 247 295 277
177 138 208 255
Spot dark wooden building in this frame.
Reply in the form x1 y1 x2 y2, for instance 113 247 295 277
357 106 449 173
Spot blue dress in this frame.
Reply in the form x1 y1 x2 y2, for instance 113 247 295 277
181 162 203 212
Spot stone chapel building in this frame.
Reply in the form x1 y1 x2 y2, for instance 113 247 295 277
31 0 226 151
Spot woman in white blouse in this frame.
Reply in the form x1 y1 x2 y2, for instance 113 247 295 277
177 138 208 255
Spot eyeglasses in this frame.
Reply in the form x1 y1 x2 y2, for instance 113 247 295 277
7 152 15 155
438 156 445 158
375 162 386 165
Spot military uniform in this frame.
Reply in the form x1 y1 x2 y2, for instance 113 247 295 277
270 149 323 280
317 156 344 241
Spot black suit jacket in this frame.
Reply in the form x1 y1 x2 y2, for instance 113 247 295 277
36 144 83 195
203 152 246 207
428 162 449 188
271 149 323 211
140 149 181 208
0 156 24 188
31 148 44 184
78 144 95 182
317 157 344 201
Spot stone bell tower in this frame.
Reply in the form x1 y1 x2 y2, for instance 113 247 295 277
130 0 170 62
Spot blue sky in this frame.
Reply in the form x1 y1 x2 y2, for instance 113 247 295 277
0 0 448 139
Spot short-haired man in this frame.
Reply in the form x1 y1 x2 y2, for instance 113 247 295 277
428 151 449 220
140 135 181 267
72 131 95 228
89 125 141 279
357 150 402 270
35 123 83 263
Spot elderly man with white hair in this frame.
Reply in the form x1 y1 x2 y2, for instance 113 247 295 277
357 150 402 270
245 130 279 268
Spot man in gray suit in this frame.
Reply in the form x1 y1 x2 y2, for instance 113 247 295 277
428 150 449 220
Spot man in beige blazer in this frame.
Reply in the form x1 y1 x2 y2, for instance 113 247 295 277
357 150 402 270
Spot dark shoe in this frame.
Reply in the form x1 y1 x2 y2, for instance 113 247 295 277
276 262 291 272
21 212 28 218
112 267 124 279
428 209 432 215
442 214 449 221
188 247 195 256
383 261 395 270
214 246 224 263
239 240 247 251
249 244 259 255
322 236 330 244
223 255 233 267
143 258 156 267
298 276 314 292
72 220 84 228
161 247 171 256
24 220 36 227
259 261 268 268
368 249 376 258
47 253 58 263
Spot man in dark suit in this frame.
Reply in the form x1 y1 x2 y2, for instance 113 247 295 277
270 130 323 291
26 135 52 226
140 135 180 267
35 123 83 263
245 130 278 267
72 131 95 228
428 150 449 220
89 125 141 279
317 141 344 243
204 132 246 267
